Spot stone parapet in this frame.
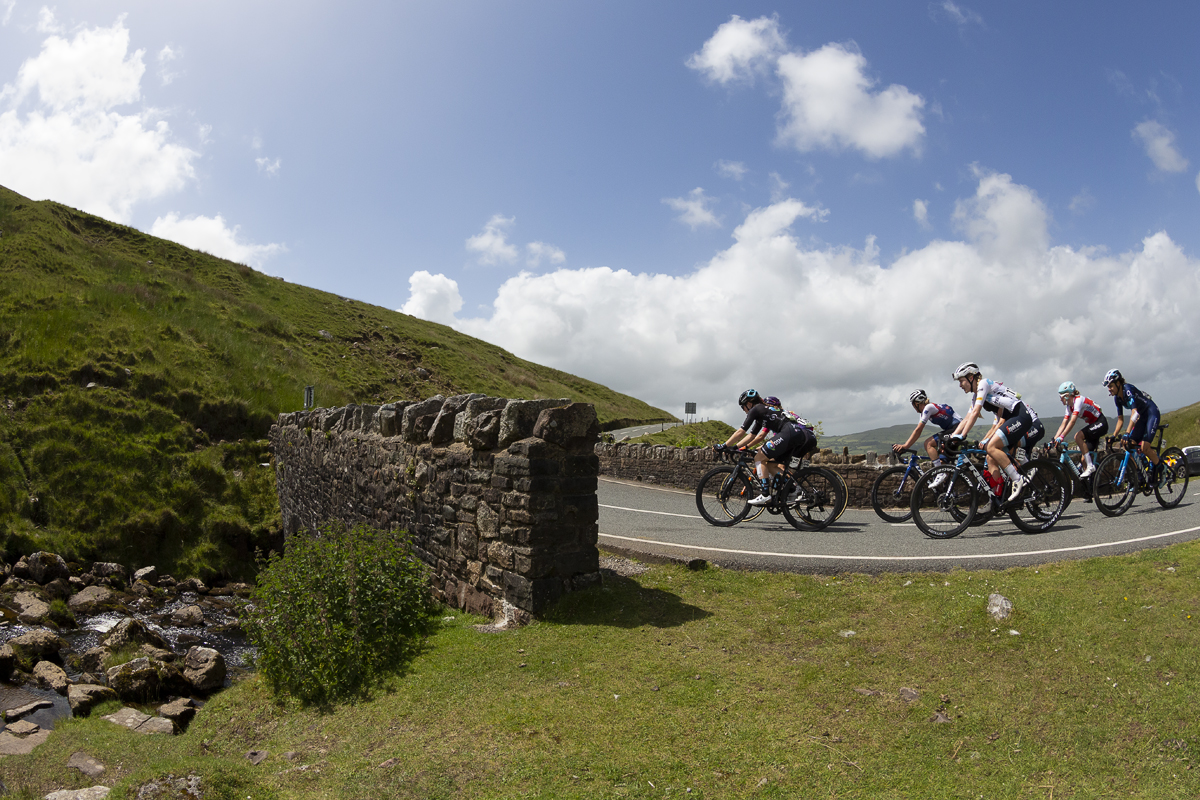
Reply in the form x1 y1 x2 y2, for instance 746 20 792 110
271 396 601 623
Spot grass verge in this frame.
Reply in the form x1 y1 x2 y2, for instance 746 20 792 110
7 543 1200 798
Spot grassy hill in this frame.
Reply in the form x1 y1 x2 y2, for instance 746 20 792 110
1163 401 1200 449
0 185 672 577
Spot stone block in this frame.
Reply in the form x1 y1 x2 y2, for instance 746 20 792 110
401 395 445 442
429 394 479 444
532 403 600 447
498 398 570 448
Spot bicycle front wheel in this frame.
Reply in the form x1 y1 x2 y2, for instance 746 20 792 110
695 466 754 526
911 466 977 539
1155 447 1190 509
871 466 914 523
783 467 843 531
1008 459 1068 533
1093 452 1136 517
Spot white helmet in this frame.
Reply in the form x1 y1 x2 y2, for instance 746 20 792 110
909 389 928 404
952 362 981 380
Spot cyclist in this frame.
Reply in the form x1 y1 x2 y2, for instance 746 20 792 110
717 389 816 505
1103 369 1161 480
1051 381 1108 478
948 362 1036 501
893 389 961 464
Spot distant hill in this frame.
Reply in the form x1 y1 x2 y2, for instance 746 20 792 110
0 185 672 577
817 424 920 455
1163 401 1200 449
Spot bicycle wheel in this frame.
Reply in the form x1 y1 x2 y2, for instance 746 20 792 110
695 466 754 526
830 469 850 522
1049 461 1075 513
871 466 915 523
910 466 977 539
1008 459 1068 533
783 468 842 531
1154 447 1190 509
1093 452 1136 517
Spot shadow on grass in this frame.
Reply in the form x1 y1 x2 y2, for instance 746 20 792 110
544 573 712 629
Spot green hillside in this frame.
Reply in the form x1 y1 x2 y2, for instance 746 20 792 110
1163 401 1200 449
0 186 672 577
818 423 918 455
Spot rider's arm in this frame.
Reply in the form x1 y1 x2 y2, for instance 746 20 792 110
746 429 768 449
1055 413 1078 442
896 421 925 451
724 428 751 448
954 402 982 437
979 415 1003 446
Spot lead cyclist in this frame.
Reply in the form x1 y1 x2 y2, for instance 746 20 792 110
947 362 1037 502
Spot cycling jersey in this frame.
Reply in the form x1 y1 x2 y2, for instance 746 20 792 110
919 402 961 432
974 379 1024 420
741 404 794 437
1113 383 1157 418
1064 395 1104 425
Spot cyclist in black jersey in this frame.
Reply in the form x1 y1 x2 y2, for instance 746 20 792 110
717 389 817 505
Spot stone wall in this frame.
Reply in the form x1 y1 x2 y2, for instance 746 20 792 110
271 395 602 624
595 443 901 507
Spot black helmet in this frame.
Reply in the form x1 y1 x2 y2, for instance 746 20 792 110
737 389 760 406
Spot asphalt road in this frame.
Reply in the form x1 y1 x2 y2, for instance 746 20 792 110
597 476 1200 573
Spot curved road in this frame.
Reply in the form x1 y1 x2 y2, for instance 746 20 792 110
598 477 1200 572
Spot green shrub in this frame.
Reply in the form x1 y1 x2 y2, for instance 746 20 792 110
244 522 434 705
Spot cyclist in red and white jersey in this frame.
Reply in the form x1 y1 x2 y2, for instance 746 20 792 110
1051 381 1108 478
948 362 1036 501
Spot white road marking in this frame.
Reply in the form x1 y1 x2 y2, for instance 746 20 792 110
598 525 1200 562
600 504 698 519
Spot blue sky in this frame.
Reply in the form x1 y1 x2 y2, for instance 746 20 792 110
2 1 1199 433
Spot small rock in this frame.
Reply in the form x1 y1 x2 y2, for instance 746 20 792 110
67 751 107 778
69 684 118 717
183 646 226 694
247 749 269 765
378 757 398 769
4 699 52 721
8 629 67 669
6 719 39 736
987 593 1013 621
102 706 175 734
17 551 70 584
103 618 169 651
13 590 50 624
0 729 51 755
43 577 73 600
32 660 70 695
854 688 881 696
45 786 111 799
133 565 158 583
171 604 205 627
69 585 120 615
176 577 208 595
899 687 920 702
931 711 953 723
158 697 196 730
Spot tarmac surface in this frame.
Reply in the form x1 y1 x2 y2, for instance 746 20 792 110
597 476 1200 573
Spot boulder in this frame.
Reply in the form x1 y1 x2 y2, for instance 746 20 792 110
15 551 70 584
133 565 158 583
32 660 70 695
13 590 51 624
68 584 121 615
532 402 600 447
158 697 196 730
43 576 73 600
170 604 205 627
90 562 127 582
8 629 66 669
68 683 118 716
103 618 169 651
498 398 571 447
175 577 208 595
182 646 226 694
106 657 187 703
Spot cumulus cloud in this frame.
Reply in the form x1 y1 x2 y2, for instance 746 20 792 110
691 16 925 160
403 170 1200 431
663 187 721 229
0 18 198 222
685 15 785 85
526 241 566 267
399 270 462 326
150 213 286 269
466 214 519 265
913 198 930 228
715 159 747 180
1133 120 1189 173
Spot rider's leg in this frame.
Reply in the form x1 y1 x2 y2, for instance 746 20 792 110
924 435 940 462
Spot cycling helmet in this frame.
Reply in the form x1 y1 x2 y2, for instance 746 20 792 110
1057 381 1077 396
909 389 928 404
952 362 981 380
1102 369 1122 387
737 389 760 406
764 396 782 408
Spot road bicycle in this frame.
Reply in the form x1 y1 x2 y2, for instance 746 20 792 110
1037 440 1097 512
870 448 931 523
695 447 844 531
909 439 1067 539
1092 424 1189 517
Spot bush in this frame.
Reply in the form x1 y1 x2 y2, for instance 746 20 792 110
244 522 433 705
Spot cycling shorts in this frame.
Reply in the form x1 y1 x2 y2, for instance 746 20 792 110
994 404 1033 448
762 425 816 463
1130 408 1160 445
1019 418 1045 453
1081 416 1108 449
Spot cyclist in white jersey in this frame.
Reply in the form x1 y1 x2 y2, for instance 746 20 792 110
1051 381 1108 478
948 362 1036 502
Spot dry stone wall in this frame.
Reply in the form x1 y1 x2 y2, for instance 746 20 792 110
595 443 902 507
271 395 602 624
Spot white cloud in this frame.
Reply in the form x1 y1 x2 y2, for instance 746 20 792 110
1069 188 1095 214
399 270 462 326
913 198 930 228
715 159 747 180
768 172 790 201
36 6 63 34
2 1 16 26
685 15 784 85
1133 120 1189 173
526 241 565 267
466 214 519 265
940 2 983 26
150 213 286 269
157 44 181 86
775 43 925 158
255 156 281 176
0 18 198 222
663 187 720 229
402 170 1200 432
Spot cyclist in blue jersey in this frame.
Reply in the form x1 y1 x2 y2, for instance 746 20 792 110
717 389 817 505
1103 369 1161 480
948 362 1036 501
893 389 961 465
1052 381 1108 478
